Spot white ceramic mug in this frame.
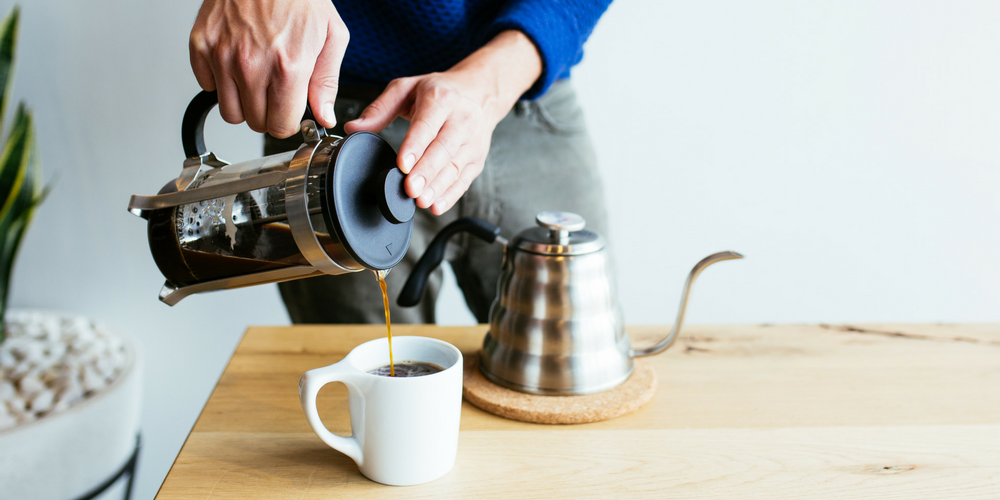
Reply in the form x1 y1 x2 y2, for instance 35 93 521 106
299 336 463 486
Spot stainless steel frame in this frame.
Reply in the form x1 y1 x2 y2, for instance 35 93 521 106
158 265 324 306
283 128 362 276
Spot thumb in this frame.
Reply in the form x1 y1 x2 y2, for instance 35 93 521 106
343 77 418 135
308 23 348 129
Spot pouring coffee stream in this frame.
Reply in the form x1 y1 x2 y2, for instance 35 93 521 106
374 269 395 377
398 212 743 395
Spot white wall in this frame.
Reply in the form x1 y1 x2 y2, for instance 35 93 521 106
573 1 1000 325
3 0 997 498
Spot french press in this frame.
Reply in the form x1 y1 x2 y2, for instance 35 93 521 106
398 212 742 395
127 91 416 305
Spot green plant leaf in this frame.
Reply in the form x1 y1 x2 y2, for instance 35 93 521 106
0 103 31 229
8 105 36 217
0 6 32 345
0 105 37 343
0 202 32 331
0 174 45 342
0 6 18 130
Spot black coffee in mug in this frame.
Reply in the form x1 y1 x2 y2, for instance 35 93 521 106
368 361 443 378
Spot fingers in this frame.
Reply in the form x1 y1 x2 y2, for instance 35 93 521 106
396 83 457 174
414 139 486 215
189 37 216 91
191 39 248 127
408 118 488 214
411 145 464 208
187 0 350 137
344 77 419 137
235 53 269 133
405 117 467 199
216 74 245 125
266 69 310 138
307 19 349 129
431 161 483 215
350 75 492 216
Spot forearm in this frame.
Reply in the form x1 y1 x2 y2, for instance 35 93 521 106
445 30 542 125
486 0 612 98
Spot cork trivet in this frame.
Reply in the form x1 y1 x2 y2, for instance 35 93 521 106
462 353 657 424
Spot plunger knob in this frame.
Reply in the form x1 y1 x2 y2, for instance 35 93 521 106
377 168 416 224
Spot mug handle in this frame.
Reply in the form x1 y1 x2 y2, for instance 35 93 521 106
299 363 365 465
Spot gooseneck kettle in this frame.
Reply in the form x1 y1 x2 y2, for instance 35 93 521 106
398 212 742 395
128 91 416 305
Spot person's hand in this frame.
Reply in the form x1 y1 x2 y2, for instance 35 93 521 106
344 30 542 216
345 73 496 215
189 0 348 138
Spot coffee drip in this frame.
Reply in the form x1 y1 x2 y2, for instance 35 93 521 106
374 270 395 376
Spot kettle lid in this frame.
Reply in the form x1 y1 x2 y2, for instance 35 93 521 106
322 132 415 270
515 211 605 256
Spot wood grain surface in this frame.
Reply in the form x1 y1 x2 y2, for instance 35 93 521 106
156 324 1000 499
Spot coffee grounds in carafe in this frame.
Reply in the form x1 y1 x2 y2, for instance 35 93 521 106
146 186 310 285
147 194 346 286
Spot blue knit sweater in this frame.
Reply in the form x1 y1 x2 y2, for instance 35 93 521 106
333 0 612 99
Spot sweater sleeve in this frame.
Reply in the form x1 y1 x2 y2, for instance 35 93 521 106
484 0 613 99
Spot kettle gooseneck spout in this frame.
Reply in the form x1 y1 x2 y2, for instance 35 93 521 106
632 251 744 357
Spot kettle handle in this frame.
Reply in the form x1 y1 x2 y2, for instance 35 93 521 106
181 90 323 158
397 217 502 307
633 251 744 357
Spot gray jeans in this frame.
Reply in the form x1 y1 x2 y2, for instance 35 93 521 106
266 80 608 324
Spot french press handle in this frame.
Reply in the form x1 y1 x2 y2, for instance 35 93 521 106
181 90 324 158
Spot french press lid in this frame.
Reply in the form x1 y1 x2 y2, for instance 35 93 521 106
515 211 605 256
322 132 414 269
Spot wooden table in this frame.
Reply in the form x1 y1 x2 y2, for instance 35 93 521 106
156 324 1000 499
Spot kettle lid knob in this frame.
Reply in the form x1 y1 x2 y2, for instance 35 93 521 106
536 211 585 242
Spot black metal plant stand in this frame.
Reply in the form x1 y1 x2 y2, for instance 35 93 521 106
71 434 140 500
